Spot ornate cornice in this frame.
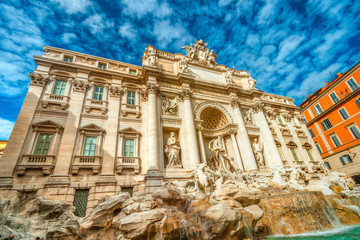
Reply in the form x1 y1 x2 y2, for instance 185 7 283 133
230 98 240 109
178 89 192 102
251 101 264 113
29 72 48 87
109 86 123 98
72 79 89 92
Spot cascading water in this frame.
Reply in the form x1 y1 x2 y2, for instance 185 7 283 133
257 191 342 236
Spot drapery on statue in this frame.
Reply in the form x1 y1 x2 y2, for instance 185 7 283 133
164 132 182 168
243 109 253 124
179 56 188 73
208 135 236 173
252 138 265 167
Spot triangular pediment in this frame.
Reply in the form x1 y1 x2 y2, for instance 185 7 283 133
32 120 63 129
119 127 141 135
302 142 312 149
80 123 105 132
286 141 298 148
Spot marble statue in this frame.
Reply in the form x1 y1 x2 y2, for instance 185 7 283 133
182 40 218 67
248 77 256 90
179 56 188 73
243 109 253 124
146 48 157 66
162 97 178 115
252 138 265 167
225 67 235 83
208 135 237 173
207 49 217 67
164 132 182 168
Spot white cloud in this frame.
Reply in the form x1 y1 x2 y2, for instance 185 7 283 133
62 33 77 43
121 0 172 18
0 117 15 140
51 0 92 14
83 14 114 35
153 20 193 48
276 35 305 62
119 22 137 41
218 0 234 7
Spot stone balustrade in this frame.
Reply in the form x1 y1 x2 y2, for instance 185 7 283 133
71 155 101 175
41 93 70 110
84 99 108 114
16 154 55 176
116 157 141 174
121 103 141 118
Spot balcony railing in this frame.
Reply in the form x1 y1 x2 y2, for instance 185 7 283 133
310 160 324 173
41 93 70 110
84 99 108 114
121 104 141 118
116 156 140 174
71 155 102 175
16 154 56 176
294 160 308 172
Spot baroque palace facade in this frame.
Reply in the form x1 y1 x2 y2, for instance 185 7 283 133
0 40 324 216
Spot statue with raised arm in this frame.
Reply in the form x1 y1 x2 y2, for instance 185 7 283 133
165 132 182 168
208 135 236 173
179 56 188 73
225 67 235 83
252 138 265 167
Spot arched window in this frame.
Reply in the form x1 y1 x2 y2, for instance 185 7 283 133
200 107 228 129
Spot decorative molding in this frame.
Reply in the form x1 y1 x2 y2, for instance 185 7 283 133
182 39 218 68
193 100 234 123
29 72 48 87
230 98 240 109
72 79 89 92
109 86 123 98
178 89 192 102
251 101 264 113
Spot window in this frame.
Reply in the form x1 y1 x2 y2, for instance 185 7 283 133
121 187 133 197
315 143 322 154
306 149 314 161
356 98 360 108
129 69 137 75
93 86 104 100
302 115 307 124
64 56 73 62
124 139 135 157
290 148 299 161
339 108 349 120
347 78 359 91
321 118 332 131
83 136 97 156
308 129 315 138
330 134 341 147
314 104 323 115
329 92 339 103
98 63 106 69
324 162 331 169
127 91 136 105
348 125 360 139
73 189 89 217
53 80 67 95
276 115 284 125
340 154 353 165
34 133 53 155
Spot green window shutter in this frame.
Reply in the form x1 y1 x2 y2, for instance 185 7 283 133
290 148 299 161
127 91 136 105
34 134 53 155
348 79 359 91
306 149 314 161
93 86 104 100
124 139 135 157
53 80 67 95
83 136 97 156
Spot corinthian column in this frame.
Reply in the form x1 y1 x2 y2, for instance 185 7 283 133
179 89 200 169
252 101 283 168
146 83 160 170
230 98 258 171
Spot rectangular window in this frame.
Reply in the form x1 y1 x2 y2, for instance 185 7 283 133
276 115 284 125
129 69 137 75
306 149 314 161
308 129 315 138
339 108 349 120
340 154 353 165
314 104 323 115
356 98 360 108
121 187 133 197
83 136 97 156
64 56 73 62
321 118 332 131
124 139 135 157
53 80 67 95
329 92 339 103
290 148 299 161
324 162 331 169
73 189 89 217
349 125 360 139
93 86 104 100
303 115 307 124
98 63 107 69
330 134 341 147
127 91 136 105
347 78 359 91
34 133 53 155
315 143 322 154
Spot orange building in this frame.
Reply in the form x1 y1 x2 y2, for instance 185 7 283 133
300 62 360 183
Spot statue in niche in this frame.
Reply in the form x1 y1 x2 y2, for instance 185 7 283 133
243 109 253 124
252 138 265 167
248 77 256 90
224 67 235 83
164 132 182 168
179 56 188 73
208 135 236 173
162 97 178 115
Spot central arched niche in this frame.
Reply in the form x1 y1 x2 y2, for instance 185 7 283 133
200 107 229 130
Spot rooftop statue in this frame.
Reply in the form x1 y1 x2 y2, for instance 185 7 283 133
182 39 218 67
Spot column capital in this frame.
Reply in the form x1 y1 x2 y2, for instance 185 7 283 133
230 98 240 109
178 89 192 102
141 83 159 101
252 101 264 113
72 79 89 92
29 72 49 87
109 85 123 98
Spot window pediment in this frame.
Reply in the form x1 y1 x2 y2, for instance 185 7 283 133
119 127 141 136
80 123 105 134
302 142 312 149
32 120 63 131
286 141 298 148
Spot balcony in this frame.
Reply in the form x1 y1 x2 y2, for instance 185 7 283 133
71 155 102 175
16 155 55 176
294 160 308 172
41 93 70 110
116 157 140 174
310 160 324 173
84 99 108 114
121 104 141 118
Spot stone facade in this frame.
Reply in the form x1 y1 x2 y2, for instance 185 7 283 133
0 41 324 215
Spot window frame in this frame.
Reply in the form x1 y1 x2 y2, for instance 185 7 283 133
308 129 315 138
52 80 67 96
33 133 53 155
73 189 89 217
340 154 353 165
321 118 333 131
93 86 104 101
63 56 73 63
127 91 136 105
347 123 360 139
356 97 360 108
329 133 342 147
124 138 135 157
346 77 359 92
276 114 284 125
98 62 107 69
315 142 322 154
338 107 349 120
329 91 339 104
324 161 331 169
314 103 323 115
83 136 97 156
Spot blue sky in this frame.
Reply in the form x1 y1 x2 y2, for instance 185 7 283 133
0 0 360 140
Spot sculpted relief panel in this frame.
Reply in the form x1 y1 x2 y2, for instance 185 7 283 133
162 97 178 116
